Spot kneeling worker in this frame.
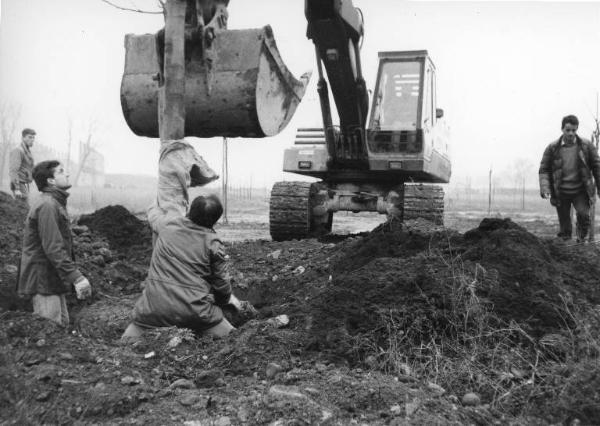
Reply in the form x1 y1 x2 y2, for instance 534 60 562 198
122 194 242 339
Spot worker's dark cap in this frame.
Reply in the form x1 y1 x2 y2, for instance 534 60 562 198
22 128 36 137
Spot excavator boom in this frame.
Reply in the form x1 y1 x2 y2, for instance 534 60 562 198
305 0 369 167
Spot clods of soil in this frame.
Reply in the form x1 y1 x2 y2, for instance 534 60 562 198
2 195 600 424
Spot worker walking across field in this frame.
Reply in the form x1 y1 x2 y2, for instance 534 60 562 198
539 115 600 242
121 194 246 340
9 128 36 201
17 160 92 326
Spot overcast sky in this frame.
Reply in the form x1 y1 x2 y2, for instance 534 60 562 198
1 0 600 188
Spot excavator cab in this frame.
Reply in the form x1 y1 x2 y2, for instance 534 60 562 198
366 50 451 183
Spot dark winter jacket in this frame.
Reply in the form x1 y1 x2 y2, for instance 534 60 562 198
132 207 232 331
18 188 82 296
539 136 600 205
9 142 34 188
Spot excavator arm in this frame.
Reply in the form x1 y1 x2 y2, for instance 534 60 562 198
305 0 370 168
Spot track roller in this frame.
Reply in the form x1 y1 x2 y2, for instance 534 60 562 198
403 183 444 225
269 181 332 241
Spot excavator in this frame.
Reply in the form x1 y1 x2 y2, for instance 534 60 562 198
119 0 451 240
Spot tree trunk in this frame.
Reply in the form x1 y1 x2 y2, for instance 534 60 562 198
159 0 186 142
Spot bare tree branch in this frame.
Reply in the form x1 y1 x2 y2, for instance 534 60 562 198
99 0 163 14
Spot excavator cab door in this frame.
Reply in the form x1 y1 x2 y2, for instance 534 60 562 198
367 51 426 155
366 50 450 183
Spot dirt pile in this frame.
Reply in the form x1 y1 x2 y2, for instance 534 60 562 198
310 218 600 348
78 205 152 255
0 192 29 311
75 205 153 296
226 218 600 421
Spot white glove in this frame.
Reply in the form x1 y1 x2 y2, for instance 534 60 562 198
227 293 242 311
74 277 92 300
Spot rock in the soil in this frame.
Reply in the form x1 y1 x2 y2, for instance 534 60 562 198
266 362 284 379
194 370 223 388
98 247 113 262
35 391 51 402
427 382 446 395
292 266 305 275
72 225 89 235
390 404 402 415
167 336 183 349
214 417 231 426
266 315 289 328
36 339 46 347
170 378 196 389
179 393 202 406
397 362 411 376
4 264 18 274
90 254 105 266
268 385 308 401
121 375 140 386
35 365 57 382
58 352 74 361
461 392 481 406
269 249 282 260
510 366 526 379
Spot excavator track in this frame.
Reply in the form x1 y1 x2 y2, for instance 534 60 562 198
270 181 313 241
403 184 445 225
270 181 332 241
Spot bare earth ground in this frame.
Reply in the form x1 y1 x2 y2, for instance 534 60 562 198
2 192 600 425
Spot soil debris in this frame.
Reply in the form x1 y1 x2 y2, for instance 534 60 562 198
2 202 600 424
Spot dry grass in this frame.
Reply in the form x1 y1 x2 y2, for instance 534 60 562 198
353 244 600 423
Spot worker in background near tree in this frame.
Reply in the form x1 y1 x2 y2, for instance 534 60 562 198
121 194 244 340
539 115 600 242
9 128 36 201
18 160 92 326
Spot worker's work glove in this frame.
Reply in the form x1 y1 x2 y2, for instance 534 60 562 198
14 189 23 199
74 276 92 300
541 192 551 199
227 293 243 311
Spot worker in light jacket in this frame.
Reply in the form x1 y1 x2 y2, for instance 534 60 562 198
9 128 35 200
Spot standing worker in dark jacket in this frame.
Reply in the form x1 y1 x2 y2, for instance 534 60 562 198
9 128 36 200
539 115 600 242
122 194 244 340
18 160 92 326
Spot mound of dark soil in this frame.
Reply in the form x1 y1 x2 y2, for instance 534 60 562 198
306 218 600 356
78 205 151 253
0 192 29 311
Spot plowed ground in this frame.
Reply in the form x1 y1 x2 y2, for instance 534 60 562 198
1 192 599 425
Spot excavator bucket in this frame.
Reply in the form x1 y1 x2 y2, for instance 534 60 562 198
121 26 311 138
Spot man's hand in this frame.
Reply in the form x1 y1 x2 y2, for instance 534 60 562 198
14 189 23 199
541 192 551 199
74 276 92 300
227 293 242 311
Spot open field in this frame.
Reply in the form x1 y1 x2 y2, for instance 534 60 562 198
52 185 596 241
